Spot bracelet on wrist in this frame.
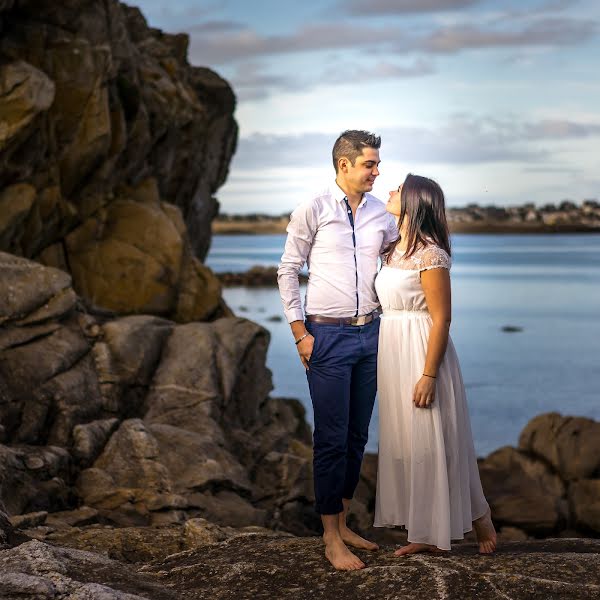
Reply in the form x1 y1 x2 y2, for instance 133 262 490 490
423 373 436 379
295 333 308 345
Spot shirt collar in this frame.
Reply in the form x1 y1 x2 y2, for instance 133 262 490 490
333 180 368 207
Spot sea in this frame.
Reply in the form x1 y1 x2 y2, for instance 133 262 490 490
206 233 600 457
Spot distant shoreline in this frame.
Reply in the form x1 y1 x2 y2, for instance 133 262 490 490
213 200 600 235
213 221 600 235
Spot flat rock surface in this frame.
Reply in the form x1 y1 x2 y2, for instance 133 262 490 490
139 536 600 600
2 532 600 599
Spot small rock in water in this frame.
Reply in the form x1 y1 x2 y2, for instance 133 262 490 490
501 325 523 332
238 305 249 312
267 315 282 322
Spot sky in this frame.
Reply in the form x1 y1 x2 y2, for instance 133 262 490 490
134 0 600 214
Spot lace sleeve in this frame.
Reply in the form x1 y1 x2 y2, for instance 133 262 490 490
418 245 451 272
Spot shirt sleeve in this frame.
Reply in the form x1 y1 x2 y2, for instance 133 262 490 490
277 200 318 323
418 245 451 271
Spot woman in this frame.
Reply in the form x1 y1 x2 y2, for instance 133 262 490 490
373 173 497 555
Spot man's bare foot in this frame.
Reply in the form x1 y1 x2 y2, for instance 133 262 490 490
394 542 445 556
323 533 365 570
339 525 379 551
473 508 497 554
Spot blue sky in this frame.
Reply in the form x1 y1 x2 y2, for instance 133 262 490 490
135 0 600 214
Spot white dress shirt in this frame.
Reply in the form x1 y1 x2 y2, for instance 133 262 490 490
278 181 398 323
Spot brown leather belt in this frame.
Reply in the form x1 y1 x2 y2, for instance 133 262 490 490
306 310 379 326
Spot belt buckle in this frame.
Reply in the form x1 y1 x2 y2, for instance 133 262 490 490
353 315 367 326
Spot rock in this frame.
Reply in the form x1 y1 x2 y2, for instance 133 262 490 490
149 423 251 496
72 418 120 465
92 315 174 418
48 524 186 564
143 318 272 432
217 265 308 287
519 412 600 481
174 252 228 322
570 479 600 533
6 532 599 599
64 195 227 319
478 446 566 534
95 316 173 386
0 252 72 323
187 491 267 528
36 520 289 564
76 419 175 522
0 183 36 254
142 536 600 600
497 526 529 542
0 0 237 305
45 506 99 529
8 511 48 529
501 325 523 332
0 507 15 548
0 444 71 515
0 61 55 152
65 198 183 315
0 572 57 599
183 517 231 547
0 539 176 599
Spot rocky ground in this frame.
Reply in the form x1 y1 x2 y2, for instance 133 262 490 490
2 532 600 599
1 1 600 598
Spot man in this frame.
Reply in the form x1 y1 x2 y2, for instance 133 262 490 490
277 130 397 570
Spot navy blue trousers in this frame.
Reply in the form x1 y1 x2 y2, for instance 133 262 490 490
305 318 379 515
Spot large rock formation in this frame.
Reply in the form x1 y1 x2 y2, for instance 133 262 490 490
0 0 235 319
0 252 316 535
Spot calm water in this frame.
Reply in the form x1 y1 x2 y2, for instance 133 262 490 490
207 234 600 457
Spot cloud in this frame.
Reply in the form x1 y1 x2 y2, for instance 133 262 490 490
226 62 303 101
187 15 597 66
420 18 597 53
230 116 600 171
227 58 435 101
188 22 396 65
345 0 481 15
320 58 436 83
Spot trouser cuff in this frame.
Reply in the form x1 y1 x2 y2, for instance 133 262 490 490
315 499 344 515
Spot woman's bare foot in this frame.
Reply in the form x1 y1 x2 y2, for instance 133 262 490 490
473 508 497 554
323 533 366 570
394 542 445 556
339 525 379 551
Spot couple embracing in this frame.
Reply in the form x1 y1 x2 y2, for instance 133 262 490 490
277 130 497 571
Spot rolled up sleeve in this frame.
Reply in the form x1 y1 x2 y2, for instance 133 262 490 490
277 201 317 323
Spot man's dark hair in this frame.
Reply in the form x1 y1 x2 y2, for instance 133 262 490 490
332 130 381 173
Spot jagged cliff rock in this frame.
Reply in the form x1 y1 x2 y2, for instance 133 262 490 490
0 0 236 319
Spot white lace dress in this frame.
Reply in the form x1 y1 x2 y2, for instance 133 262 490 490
373 243 489 550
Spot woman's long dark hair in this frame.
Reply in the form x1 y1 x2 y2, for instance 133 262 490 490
385 173 451 262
